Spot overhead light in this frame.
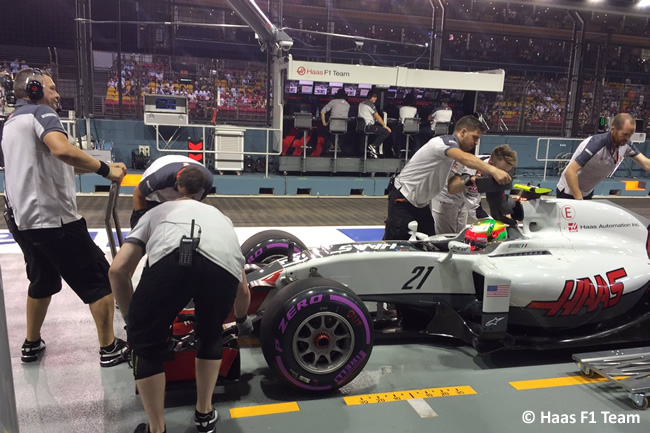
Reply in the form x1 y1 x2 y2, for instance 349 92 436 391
638 0 650 7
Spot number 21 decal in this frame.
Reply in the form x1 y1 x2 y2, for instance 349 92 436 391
401 266 434 290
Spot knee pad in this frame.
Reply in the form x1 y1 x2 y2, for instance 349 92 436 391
195 335 223 360
131 350 164 380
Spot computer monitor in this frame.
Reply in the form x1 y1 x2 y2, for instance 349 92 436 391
344 84 357 97
314 83 328 95
301 85 313 94
450 91 465 102
359 89 369 98
286 80 299 94
331 87 342 95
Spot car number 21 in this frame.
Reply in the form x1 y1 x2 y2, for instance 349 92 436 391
401 266 434 290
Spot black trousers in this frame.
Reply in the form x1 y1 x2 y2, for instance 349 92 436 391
556 188 594 200
365 124 391 147
383 188 435 241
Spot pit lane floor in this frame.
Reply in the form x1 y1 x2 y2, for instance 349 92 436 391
2 196 650 433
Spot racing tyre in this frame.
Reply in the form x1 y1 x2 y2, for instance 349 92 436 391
241 230 309 266
260 278 374 392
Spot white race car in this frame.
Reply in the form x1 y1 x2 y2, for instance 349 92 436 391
241 186 650 392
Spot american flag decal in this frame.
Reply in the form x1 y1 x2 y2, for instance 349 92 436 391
487 284 510 297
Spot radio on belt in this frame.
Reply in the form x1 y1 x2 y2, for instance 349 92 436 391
179 219 200 267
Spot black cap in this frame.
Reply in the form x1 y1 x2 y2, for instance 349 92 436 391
335 88 347 98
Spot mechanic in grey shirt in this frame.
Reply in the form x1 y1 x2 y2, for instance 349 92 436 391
357 90 391 158
431 145 517 234
131 154 213 227
320 88 350 153
384 115 511 240
109 166 252 433
1 68 129 367
557 113 650 200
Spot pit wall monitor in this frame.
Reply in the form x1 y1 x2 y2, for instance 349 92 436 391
286 56 505 93
144 94 189 126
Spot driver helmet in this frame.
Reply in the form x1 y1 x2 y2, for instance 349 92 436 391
464 218 508 251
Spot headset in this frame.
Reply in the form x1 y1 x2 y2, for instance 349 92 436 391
173 166 188 191
25 68 44 101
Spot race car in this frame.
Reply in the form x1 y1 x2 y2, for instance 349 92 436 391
240 185 650 392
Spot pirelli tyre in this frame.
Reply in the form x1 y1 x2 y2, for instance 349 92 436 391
240 230 309 266
260 278 373 392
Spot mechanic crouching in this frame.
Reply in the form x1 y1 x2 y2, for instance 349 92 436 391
108 166 253 433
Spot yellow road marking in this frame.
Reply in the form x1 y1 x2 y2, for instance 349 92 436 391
344 385 476 406
121 174 143 187
230 402 300 419
510 375 628 390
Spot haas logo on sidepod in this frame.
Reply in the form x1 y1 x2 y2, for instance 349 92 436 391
528 268 627 316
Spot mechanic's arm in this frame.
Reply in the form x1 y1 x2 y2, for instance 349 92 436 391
133 185 147 211
447 148 511 184
631 153 650 172
374 112 391 132
320 110 328 126
43 131 127 183
563 160 584 200
108 242 144 318
448 175 469 195
233 270 251 319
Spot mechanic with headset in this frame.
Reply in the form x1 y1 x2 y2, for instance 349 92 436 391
384 115 512 240
431 144 518 234
130 154 213 228
1 68 129 367
557 113 650 200
109 166 253 433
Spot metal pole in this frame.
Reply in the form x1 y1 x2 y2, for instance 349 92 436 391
117 0 123 119
433 0 445 70
428 0 435 70
266 48 272 126
0 266 19 433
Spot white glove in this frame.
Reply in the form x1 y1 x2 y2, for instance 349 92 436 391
235 315 254 336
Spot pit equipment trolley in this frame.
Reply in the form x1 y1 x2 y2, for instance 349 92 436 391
573 347 650 410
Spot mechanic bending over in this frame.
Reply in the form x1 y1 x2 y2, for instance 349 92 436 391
130 154 213 228
2 68 129 368
383 115 512 240
109 167 253 433
431 144 518 234
557 113 650 200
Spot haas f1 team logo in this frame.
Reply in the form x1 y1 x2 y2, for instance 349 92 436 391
528 268 627 316
297 66 307 76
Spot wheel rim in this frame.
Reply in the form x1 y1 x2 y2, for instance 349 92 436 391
292 312 355 375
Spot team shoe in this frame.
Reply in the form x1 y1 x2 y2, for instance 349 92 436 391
133 423 166 433
99 338 130 367
21 338 46 363
194 408 219 433
367 145 378 158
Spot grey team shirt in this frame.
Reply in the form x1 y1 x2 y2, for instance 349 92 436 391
557 131 640 196
357 99 377 126
395 134 460 208
125 199 244 280
1 99 79 230
139 155 213 203
321 98 350 120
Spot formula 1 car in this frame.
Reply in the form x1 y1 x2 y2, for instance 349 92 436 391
240 185 650 392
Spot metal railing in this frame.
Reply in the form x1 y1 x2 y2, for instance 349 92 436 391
150 124 283 178
535 137 584 181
